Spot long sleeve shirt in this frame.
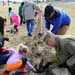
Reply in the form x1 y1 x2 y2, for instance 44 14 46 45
6 48 33 69
45 8 71 34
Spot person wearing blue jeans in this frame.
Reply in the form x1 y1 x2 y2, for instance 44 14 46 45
26 19 34 36
22 1 42 36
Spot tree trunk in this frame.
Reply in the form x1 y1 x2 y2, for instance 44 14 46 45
3 0 4 6
8 0 9 6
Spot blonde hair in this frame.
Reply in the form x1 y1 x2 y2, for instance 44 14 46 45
18 43 29 54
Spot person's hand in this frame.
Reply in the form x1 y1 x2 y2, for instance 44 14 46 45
3 37 9 41
43 61 54 71
34 64 43 73
36 69 43 73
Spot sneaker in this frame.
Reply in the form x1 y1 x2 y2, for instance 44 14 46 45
1 72 8 75
19 65 27 73
16 31 19 34
27 34 32 37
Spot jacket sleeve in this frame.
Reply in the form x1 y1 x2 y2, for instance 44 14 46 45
65 42 75 66
22 5 25 16
45 18 51 29
51 17 62 34
33 3 42 12
26 61 34 69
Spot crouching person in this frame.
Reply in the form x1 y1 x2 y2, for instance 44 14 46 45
43 31 75 75
1 43 37 75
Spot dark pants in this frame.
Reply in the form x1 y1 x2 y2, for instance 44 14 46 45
0 54 10 65
20 15 23 25
14 26 18 33
10 18 13 25
68 66 75 75
21 57 27 65
26 19 34 34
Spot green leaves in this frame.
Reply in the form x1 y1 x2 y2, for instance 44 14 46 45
51 55 59 66
39 56 45 70
33 40 39 52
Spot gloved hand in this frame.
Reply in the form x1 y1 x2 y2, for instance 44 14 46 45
43 61 54 71
3 37 9 41
58 62 68 68
34 64 43 73
1 47 9 54
36 69 43 73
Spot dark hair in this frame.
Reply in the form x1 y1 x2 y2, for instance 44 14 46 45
9 7 12 12
21 2 24 6
0 16 7 35
44 5 54 18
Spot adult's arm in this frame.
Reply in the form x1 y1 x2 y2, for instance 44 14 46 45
33 2 42 12
65 42 75 66
51 17 62 34
45 18 51 30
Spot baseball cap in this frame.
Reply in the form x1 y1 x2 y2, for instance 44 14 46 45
44 5 54 18
43 31 55 43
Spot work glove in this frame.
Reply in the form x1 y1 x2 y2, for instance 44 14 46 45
3 37 9 41
43 61 54 71
58 62 68 68
34 64 43 73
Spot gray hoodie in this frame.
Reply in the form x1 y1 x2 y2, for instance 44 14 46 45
22 1 42 20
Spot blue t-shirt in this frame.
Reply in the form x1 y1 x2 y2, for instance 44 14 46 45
45 8 71 34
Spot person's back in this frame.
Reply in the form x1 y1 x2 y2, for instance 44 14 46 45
23 1 41 20
13 14 20 26
55 8 70 25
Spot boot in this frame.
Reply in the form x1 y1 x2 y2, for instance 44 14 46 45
19 65 27 72
2 72 8 75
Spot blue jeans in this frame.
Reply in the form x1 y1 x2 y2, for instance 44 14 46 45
26 19 34 34
0 54 10 65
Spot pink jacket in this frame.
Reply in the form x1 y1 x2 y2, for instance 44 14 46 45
13 14 20 26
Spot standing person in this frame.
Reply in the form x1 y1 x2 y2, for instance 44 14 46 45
22 1 42 36
8 7 14 25
12 13 20 34
18 2 25 25
1 44 37 75
44 5 71 35
43 31 75 75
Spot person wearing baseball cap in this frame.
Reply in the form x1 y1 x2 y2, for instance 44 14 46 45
44 5 71 35
43 31 75 75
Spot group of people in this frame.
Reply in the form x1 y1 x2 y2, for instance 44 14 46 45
8 7 20 34
0 16 37 75
0 1 75 75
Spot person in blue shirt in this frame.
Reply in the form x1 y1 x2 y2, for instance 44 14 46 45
8 7 14 25
44 5 71 35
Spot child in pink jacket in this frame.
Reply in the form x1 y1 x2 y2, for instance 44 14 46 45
12 14 20 34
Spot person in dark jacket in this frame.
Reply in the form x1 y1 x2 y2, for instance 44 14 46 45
44 31 75 75
44 5 71 35
18 2 25 25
